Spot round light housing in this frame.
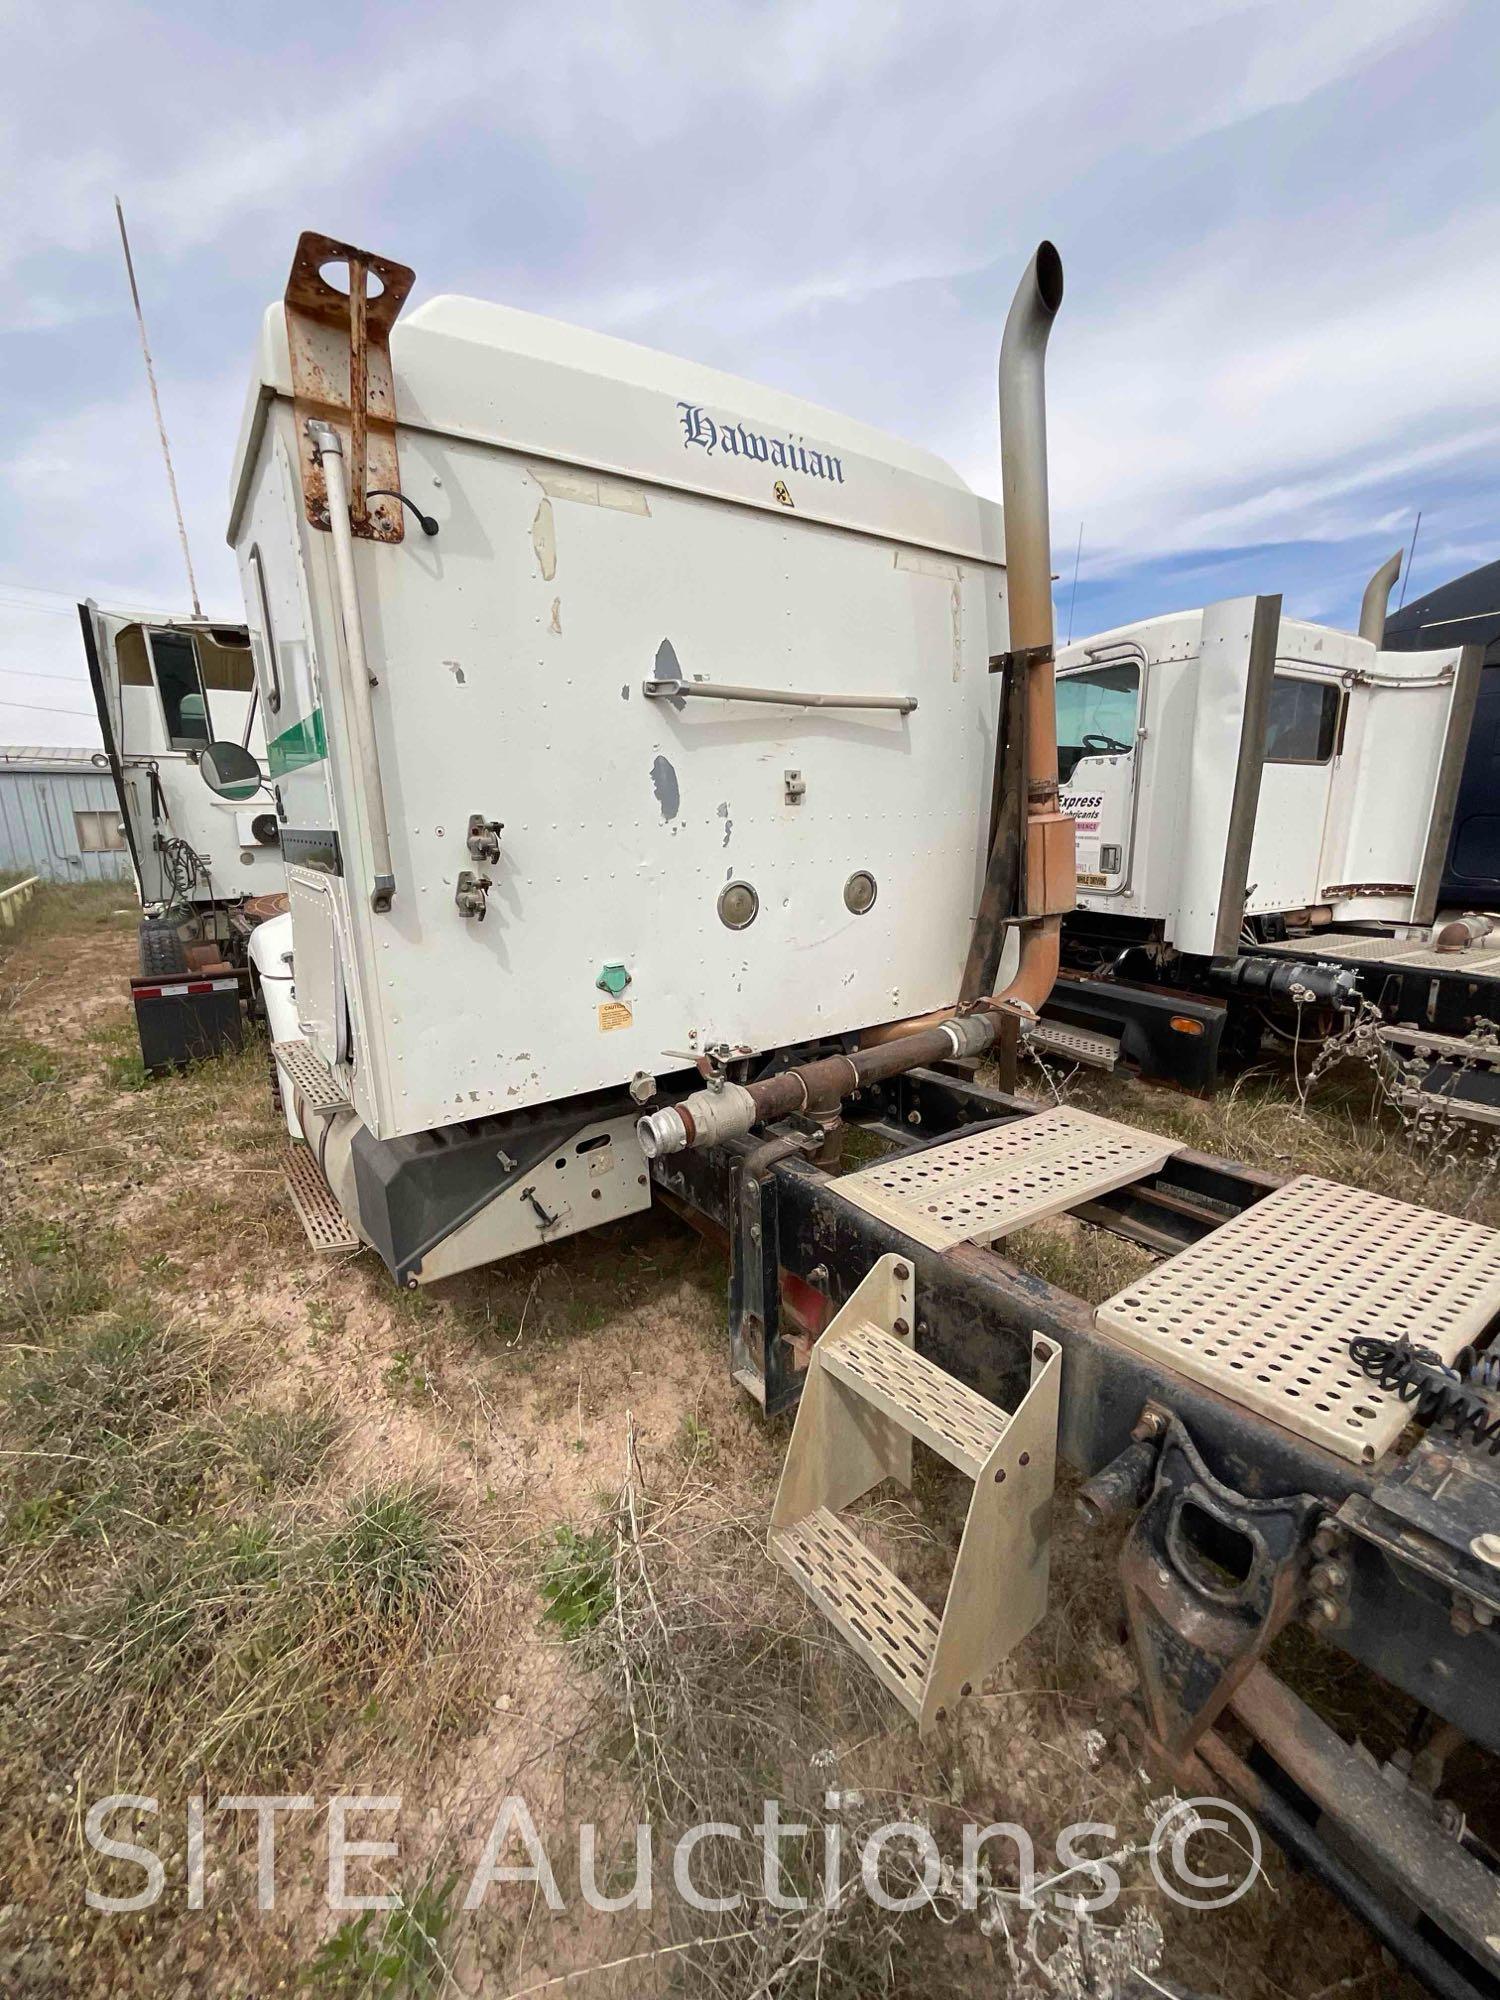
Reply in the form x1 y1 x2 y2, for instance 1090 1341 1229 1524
718 881 759 930
843 871 878 915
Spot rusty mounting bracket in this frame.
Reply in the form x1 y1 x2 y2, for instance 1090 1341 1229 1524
988 644 1054 675
1119 1413 1320 1766
284 231 416 544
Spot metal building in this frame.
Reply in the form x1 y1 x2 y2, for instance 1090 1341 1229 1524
0 746 133 884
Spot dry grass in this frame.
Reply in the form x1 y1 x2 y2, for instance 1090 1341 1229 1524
0 889 1453 1996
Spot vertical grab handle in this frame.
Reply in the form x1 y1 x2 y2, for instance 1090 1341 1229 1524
307 420 396 913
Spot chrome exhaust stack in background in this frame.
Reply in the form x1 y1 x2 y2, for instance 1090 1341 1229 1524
1358 548 1403 646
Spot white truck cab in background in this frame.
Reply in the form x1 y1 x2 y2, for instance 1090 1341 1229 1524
1044 588 1483 1085
1058 597 1478 950
79 603 283 927
78 601 286 1073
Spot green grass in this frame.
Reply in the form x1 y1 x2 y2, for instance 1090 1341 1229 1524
327 1483 469 1630
0 1217 116 1346
539 1522 614 1636
5 1480 475 1793
234 1403 341 1489
302 1869 461 1996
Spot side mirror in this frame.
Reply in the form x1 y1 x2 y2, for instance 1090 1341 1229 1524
200 740 263 801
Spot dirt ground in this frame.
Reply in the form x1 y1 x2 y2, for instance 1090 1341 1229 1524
0 883 1468 1998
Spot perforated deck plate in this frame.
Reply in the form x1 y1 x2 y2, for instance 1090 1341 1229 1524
820 1318 1010 1477
1096 1175 1500 1464
284 1141 360 1252
273 1037 349 1114
1026 1020 1120 1070
1257 933 1500 975
835 1108 1180 1251
770 1506 939 1706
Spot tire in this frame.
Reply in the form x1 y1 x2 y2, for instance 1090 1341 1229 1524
138 917 190 979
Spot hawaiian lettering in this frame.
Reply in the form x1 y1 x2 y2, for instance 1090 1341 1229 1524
677 403 844 485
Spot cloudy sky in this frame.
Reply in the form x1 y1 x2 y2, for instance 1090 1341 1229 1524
2 0 1496 745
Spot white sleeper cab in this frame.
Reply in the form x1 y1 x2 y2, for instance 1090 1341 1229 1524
213 232 1059 1284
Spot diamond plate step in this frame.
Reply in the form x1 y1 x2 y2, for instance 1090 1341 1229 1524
1096 1175 1500 1464
835 1107 1179 1251
283 1141 360 1252
769 1256 1060 1733
820 1318 1008 1478
273 1037 349 1115
1027 1020 1120 1070
770 1506 940 1706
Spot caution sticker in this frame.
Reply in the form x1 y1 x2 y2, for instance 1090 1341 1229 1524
598 1000 633 1032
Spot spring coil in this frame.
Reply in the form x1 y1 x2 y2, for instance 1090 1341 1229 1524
1348 1335 1500 1456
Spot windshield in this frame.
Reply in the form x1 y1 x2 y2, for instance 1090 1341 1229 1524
1056 662 1140 783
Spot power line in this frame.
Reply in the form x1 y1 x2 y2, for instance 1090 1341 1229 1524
0 593 78 618
0 697 97 717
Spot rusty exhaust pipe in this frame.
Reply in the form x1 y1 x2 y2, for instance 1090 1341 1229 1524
864 243 1072 1052
959 239 1072 1012
1357 548 1402 646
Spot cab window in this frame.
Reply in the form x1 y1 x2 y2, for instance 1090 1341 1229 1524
1265 674 1340 765
1056 663 1140 784
149 630 211 749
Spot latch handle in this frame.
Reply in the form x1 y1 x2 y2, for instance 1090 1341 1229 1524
643 677 916 715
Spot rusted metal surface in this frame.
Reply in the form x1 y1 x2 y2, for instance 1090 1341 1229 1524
283 231 415 543
1117 1414 1318 1759
1075 1416 1164 1525
1196 1727 1494 2000
242 891 290 925
1318 881 1416 899
1229 1665 1500 1977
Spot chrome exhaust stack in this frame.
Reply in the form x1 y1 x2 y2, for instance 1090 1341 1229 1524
1358 549 1403 646
959 241 1074 1009
998 241 1065 664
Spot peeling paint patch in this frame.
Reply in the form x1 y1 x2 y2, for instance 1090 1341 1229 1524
444 660 467 685
531 499 557 581
717 800 732 848
894 547 961 580
620 683 631 701
650 754 680 821
531 466 651 515
549 597 562 635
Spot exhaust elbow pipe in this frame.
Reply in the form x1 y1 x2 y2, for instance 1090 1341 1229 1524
1358 549 1403 646
959 241 1073 1010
